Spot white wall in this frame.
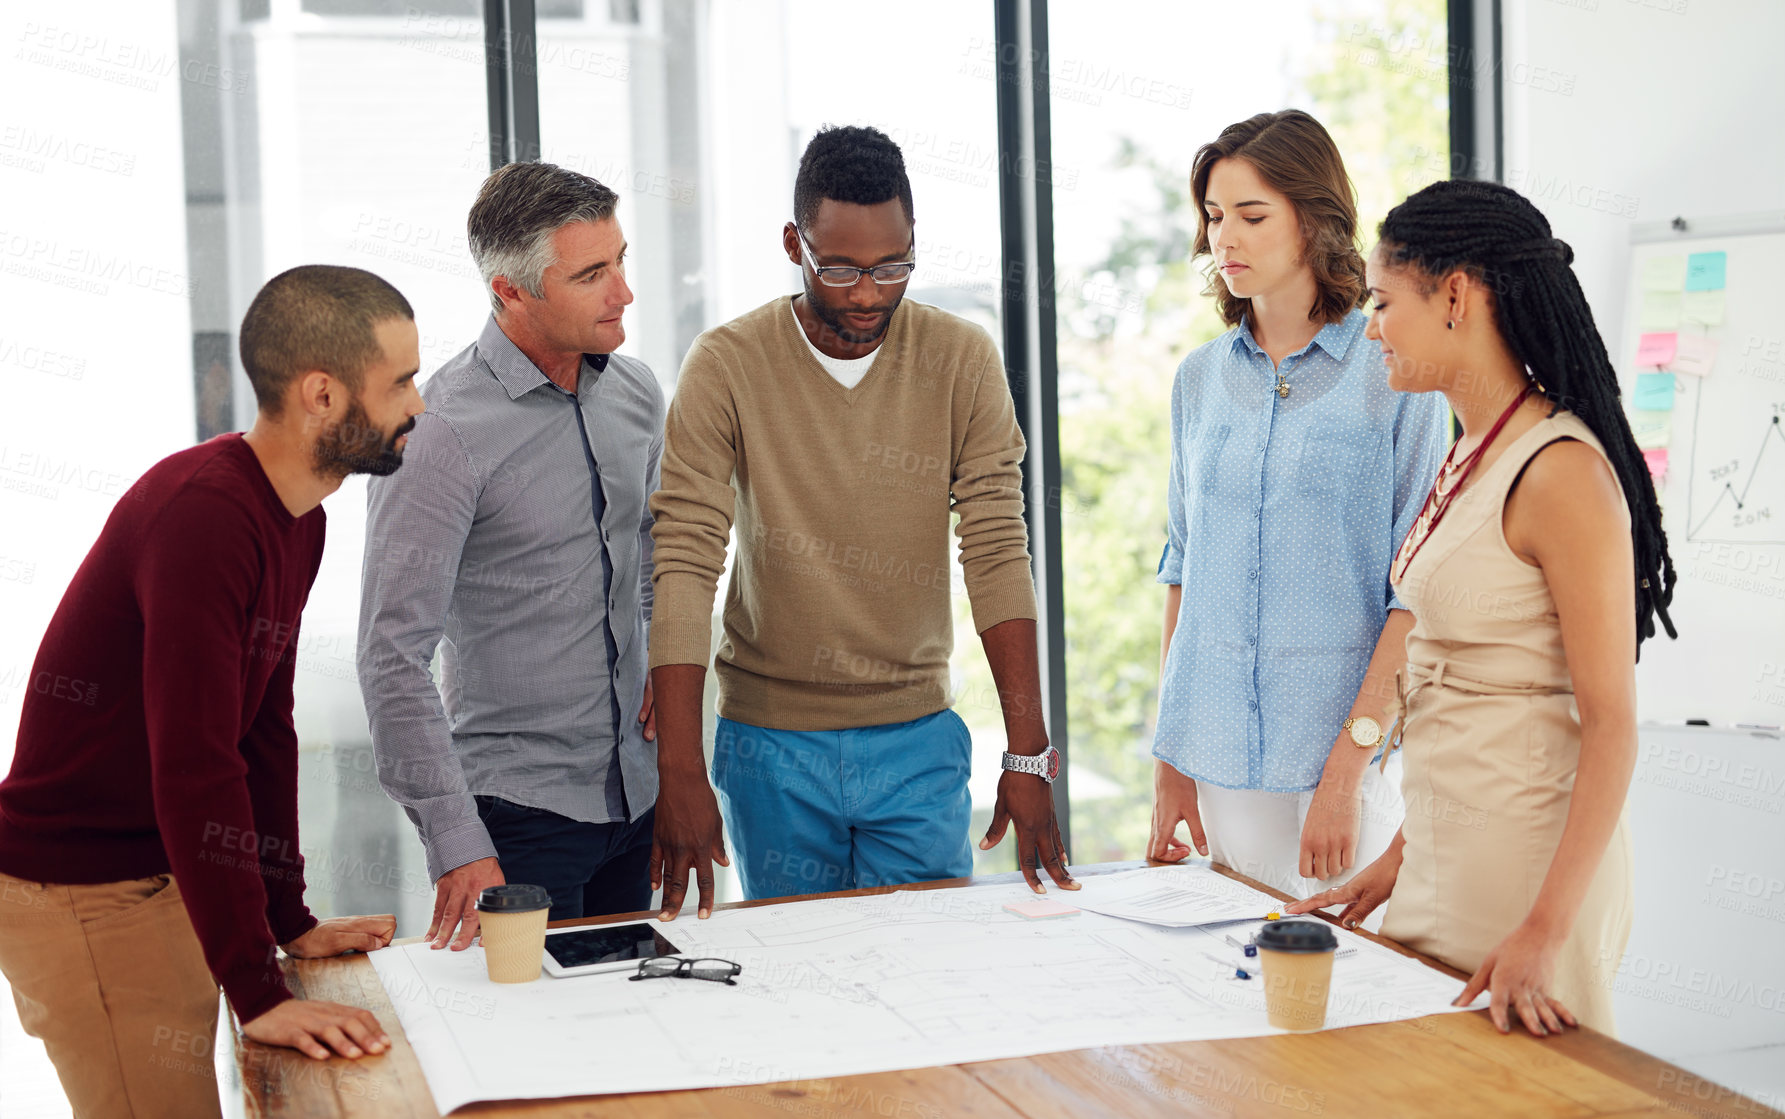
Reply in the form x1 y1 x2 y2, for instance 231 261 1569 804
1502 0 1785 343
0 1 197 760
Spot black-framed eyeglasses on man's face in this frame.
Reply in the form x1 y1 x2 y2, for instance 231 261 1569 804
798 231 917 288
628 956 743 985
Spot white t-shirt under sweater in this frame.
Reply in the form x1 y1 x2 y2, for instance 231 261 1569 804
791 301 879 389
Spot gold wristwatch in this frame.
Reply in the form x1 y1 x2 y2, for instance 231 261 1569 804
1343 715 1383 749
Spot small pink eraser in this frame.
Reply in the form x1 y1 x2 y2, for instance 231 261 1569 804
1004 898 1081 919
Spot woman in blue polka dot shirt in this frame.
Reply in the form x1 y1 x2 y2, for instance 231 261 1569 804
1146 110 1450 917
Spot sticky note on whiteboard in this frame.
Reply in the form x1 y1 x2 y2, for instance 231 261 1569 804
1668 334 1718 378
1681 290 1725 326
1639 291 1683 330
1628 409 1671 450
1641 255 1684 292
1633 372 1676 410
1643 448 1668 479
1635 332 1678 367
1685 251 1727 292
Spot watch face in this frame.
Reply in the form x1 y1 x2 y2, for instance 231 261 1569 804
1044 749 1060 781
1351 716 1383 748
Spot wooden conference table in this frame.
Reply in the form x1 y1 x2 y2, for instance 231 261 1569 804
234 861 1781 1119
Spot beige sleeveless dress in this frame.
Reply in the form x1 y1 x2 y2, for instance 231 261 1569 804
1380 409 1634 1035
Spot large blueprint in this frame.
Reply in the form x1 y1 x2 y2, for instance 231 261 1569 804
368 865 1471 1113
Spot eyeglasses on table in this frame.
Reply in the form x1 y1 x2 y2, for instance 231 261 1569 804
628 956 743 985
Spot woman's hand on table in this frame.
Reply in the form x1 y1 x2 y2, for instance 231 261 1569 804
1454 921 1579 1037
1147 759 1208 862
1299 776 1361 881
283 914 398 959
1285 846 1400 929
242 998 392 1061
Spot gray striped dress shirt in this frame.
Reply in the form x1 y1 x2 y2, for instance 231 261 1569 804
358 315 662 882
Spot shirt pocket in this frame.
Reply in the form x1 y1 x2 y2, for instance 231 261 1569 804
1192 424 1233 497
1296 427 1380 500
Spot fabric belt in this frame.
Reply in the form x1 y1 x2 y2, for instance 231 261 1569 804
1380 658 1573 770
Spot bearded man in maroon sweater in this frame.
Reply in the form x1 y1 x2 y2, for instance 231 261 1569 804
0 265 425 1118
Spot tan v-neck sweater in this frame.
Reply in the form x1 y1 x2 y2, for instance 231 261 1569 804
648 296 1038 731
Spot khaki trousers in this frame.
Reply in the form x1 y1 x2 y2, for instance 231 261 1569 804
0 871 224 1119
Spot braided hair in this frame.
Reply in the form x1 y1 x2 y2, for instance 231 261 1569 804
1378 179 1677 654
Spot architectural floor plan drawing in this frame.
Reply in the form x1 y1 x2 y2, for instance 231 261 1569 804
368 865 1472 1113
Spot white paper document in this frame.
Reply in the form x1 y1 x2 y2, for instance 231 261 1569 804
368 864 1470 1113
1068 864 1271 926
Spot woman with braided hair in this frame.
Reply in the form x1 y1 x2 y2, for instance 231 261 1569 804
1287 178 1677 1038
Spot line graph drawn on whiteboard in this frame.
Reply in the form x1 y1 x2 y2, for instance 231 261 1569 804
1686 385 1785 544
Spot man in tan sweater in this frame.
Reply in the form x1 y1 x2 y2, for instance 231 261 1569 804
647 125 1076 917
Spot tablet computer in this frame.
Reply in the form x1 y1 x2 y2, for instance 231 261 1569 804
540 922 683 978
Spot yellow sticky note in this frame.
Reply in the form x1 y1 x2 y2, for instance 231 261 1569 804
1640 291 1683 330
1682 290 1725 326
1642 255 1684 292
1628 409 1671 451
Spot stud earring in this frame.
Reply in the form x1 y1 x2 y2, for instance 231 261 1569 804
1446 320 1455 330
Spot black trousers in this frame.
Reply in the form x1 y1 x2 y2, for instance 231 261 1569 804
474 796 655 922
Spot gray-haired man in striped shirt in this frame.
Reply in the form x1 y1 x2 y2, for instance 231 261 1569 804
358 163 662 950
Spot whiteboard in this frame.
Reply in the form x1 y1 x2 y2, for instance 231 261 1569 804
1620 226 1785 726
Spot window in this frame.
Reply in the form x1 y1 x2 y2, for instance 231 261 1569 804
179 0 496 926
1045 0 1450 860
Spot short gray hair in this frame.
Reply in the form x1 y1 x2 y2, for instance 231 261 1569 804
466 162 619 314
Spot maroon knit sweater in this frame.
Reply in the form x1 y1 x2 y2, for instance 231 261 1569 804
0 434 323 1022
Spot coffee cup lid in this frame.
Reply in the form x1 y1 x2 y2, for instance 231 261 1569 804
476 884 552 913
1255 919 1338 954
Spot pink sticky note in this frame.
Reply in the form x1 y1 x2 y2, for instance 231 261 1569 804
1643 448 1668 479
1636 332 1678 367
1668 334 1718 377
1004 898 1081 919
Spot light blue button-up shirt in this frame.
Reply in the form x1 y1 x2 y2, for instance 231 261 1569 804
1153 309 1449 791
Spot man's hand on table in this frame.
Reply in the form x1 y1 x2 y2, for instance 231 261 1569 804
283 914 398 958
649 663 728 921
652 773 729 920
242 998 392 1061
979 754 1077 894
428 856 504 950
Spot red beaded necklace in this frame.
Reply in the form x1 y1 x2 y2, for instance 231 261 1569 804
1391 385 1535 584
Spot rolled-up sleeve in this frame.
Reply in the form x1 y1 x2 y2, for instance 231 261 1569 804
1156 358 1190 586
357 411 493 883
1386 391 1451 611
